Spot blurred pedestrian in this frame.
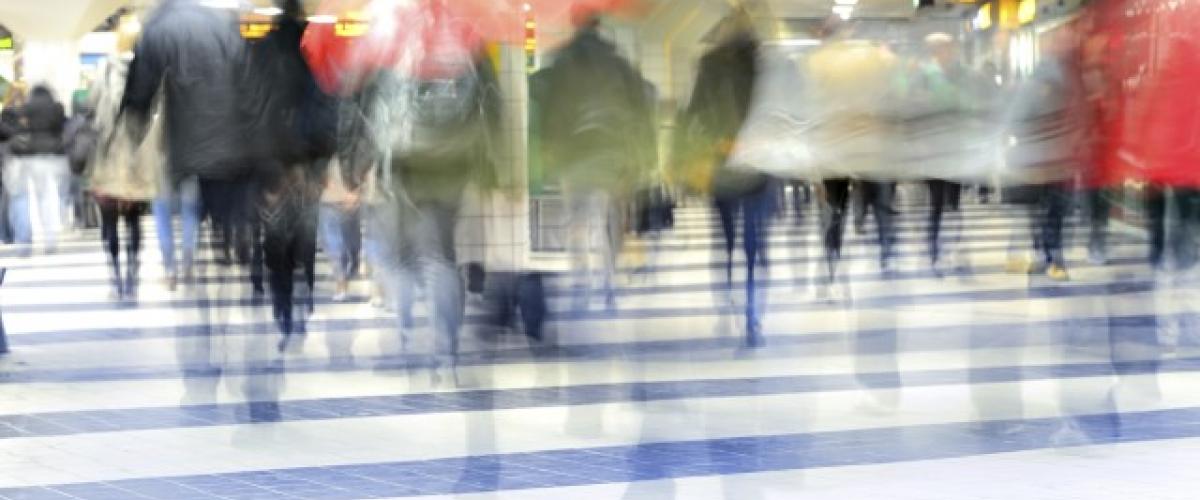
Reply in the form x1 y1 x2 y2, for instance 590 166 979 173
6 85 69 254
241 0 338 346
538 10 656 312
122 0 255 346
806 17 899 283
676 7 770 346
86 45 164 300
1003 28 1087 281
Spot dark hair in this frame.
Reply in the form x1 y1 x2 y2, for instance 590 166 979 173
30 85 53 100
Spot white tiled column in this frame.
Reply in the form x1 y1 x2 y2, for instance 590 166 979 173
457 44 533 273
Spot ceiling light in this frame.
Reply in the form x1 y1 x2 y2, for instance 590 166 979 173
834 0 859 5
307 14 339 24
253 7 283 16
199 0 240 9
832 5 854 19
767 39 823 47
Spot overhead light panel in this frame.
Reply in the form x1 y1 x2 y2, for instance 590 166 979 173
253 7 283 16
199 0 240 9
308 14 339 24
832 5 854 19
767 39 822 47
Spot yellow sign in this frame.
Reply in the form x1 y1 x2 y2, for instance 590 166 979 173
1017 0 1037 25
335 20 369 37
241 22 273 39
0 37 12 50
973 4 993 30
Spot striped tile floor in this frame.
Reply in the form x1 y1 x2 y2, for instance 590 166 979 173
1 198 1198 499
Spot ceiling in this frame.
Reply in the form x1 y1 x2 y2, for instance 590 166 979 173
0 0 131 39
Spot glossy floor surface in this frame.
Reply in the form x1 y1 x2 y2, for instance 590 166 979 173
1 195 1199 499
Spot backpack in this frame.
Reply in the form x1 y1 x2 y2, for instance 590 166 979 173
404 62 489 166
63 114 98 175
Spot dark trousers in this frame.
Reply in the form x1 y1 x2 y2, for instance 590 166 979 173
199 178 257 265
260 174 319 336
99 199 147 294
926 179 962 263
1086 188 1112 253
263 220 317 335
823 178 894 269
1033 184 1069 267
714 183 774 336
1146 187 1200 269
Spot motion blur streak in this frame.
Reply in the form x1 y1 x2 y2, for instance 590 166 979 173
0 0 1199 498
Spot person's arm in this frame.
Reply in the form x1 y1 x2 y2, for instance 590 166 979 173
120 29 166 122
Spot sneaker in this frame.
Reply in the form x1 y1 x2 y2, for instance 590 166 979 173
1046 264 1070 281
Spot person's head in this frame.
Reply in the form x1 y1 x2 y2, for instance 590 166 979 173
816 14 850 40
570 4 602 31
714 5 755 43
29 84 54 103
924 32 957 67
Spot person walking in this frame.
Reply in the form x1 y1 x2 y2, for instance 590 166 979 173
538 11 657 312
805 17 900 283
86 43 164 300
1003 28 1088 281
7 85 69 254
241 0 338 347
676 7 771 346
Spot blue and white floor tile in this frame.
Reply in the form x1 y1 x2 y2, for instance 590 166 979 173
1 199 1199 499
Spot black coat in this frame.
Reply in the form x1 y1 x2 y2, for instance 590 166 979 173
121 0 250 182
241 15 337 169
682 35 765 198
12 93 67 156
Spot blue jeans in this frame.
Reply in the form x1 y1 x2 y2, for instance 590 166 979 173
319 204 361 282
5 155 69 249
153 176 202 277
368 197 462 366
714 183 774 336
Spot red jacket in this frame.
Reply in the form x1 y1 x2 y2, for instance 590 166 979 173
1130 0 1200 187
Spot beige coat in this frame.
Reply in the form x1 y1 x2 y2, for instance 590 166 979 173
87 58 164 202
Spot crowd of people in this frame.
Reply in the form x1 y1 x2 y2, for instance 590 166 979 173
0 0 1195 382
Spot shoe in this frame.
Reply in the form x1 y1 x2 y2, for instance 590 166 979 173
165 274 178 292
1087 247 1107 265
1046 264 1070 281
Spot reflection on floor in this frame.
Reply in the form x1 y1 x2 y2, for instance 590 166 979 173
1 196 1199 499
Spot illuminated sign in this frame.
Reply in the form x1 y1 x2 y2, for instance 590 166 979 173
973 4 993 30
0 37 12 50
1017 0 1037 24
525 18 536 71
335 20 369 37
240 22 273 39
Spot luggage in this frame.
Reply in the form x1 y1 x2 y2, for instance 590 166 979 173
480 271 547 342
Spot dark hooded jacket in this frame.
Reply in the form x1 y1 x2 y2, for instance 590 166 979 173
680 34 765 198
12 86 67 156
240 10 337 170
121 0 250 182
